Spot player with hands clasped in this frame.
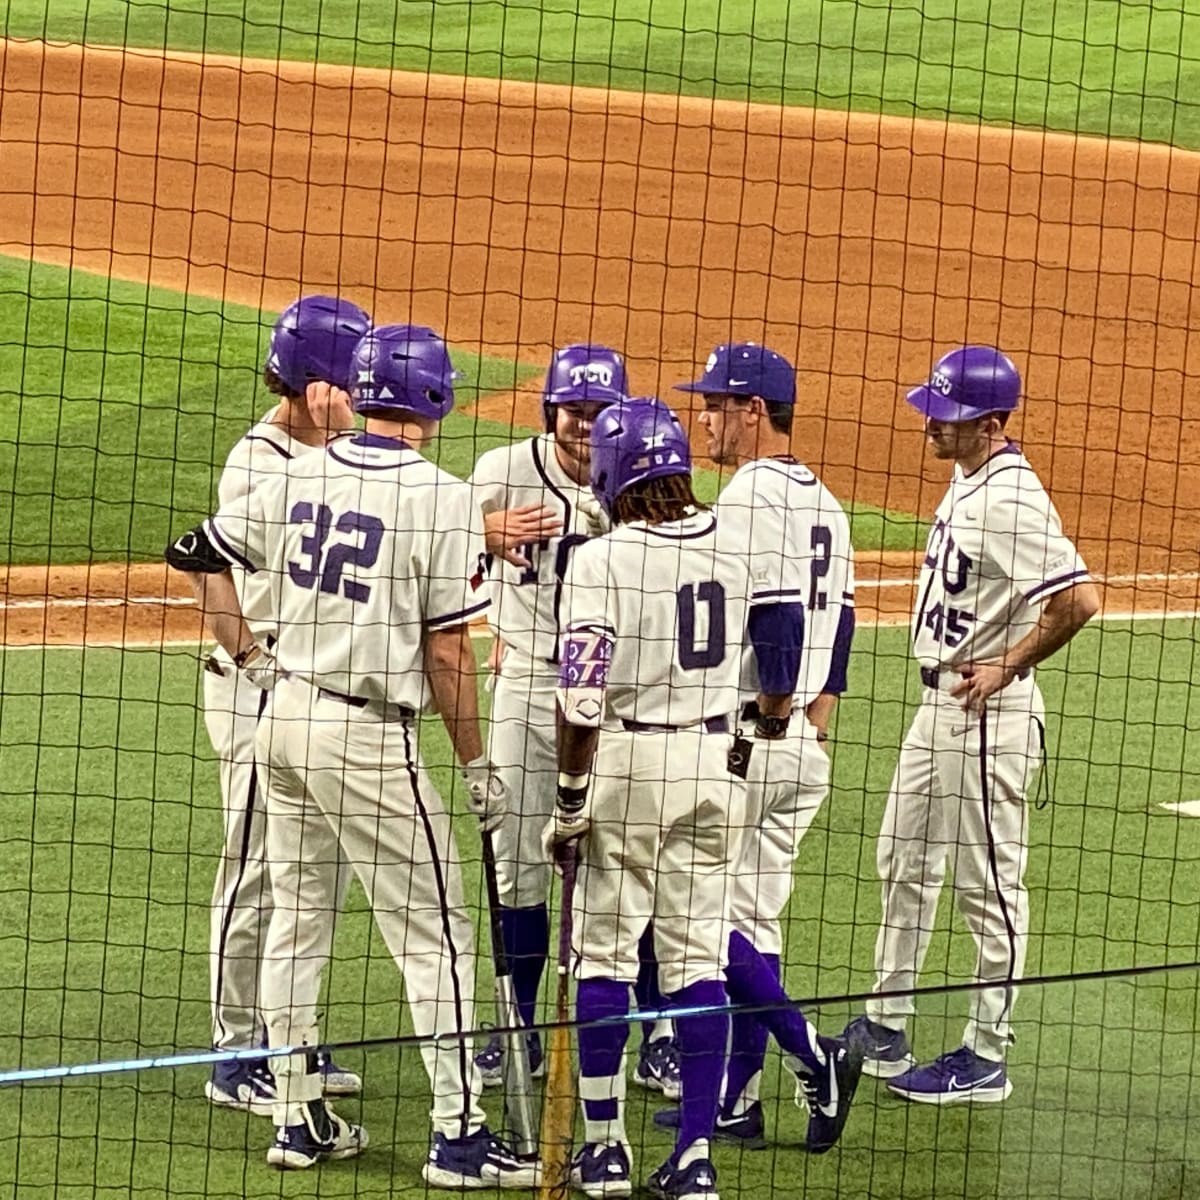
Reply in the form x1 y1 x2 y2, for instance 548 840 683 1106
166 324 534 1186
194 294 369 1115
668 343 862 1152
469 346 681 1099
843 346 1100 1104
547 397 748 1200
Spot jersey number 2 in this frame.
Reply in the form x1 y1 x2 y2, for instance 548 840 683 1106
676 582 727 669
287 503 383 603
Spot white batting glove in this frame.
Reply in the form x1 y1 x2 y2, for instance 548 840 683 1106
237 646 288 692
461 757 509 833
540 773 592 861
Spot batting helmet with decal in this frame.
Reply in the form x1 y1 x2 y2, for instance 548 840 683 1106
349 324 459 421
674 342 796 406
589 397 692 516
265 295 372 393
542 343 629 431
906 346 1021 422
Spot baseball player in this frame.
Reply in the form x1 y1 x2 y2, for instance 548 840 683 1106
671 342 862 1148
843 346 1100 1103
200 295 369 1114
166 325 537 1186
468 346 681 1100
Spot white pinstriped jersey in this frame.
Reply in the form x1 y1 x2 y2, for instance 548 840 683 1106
913 444 1089 670
215 408 311 642
469 435 609 665
715 458 855 706
207 431 489 709
559 512 751 726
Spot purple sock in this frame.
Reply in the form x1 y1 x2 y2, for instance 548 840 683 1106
670 979 728 1155
499 904 549 1030
635 924 665 1044
577 978 632 1125
725 931 822 1075
723 1010 770 1115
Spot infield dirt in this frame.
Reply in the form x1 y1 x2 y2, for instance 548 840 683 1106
1 39 1197 595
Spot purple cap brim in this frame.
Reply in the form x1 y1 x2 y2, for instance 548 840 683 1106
672 378 711 393
905 385 991 423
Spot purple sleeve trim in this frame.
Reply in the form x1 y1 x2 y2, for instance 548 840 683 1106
205 518 258 573
1025 568 1089 604
426 598 490 628
822 605 856 695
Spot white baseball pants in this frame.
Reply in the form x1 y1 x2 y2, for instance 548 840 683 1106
489 658 558 908
255 678 486 1137
727 720 831 956
575 728 747 996
867 675 1045 1061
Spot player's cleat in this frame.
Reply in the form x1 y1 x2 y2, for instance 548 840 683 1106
317 1051 362 1096
886 1045 1013 1105
266 1099 367 1170
422 1127 541 1190
633 1037 682 1102
474 1031 545 1088
786 1034 864 1154
205 1057 277 1117
646 1154 720 1200
570 1141 633 1198
841 1015 917 1079
652 1102 767 1151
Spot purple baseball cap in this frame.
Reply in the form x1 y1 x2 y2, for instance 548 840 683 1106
674 342 796 406
906 346 1022 422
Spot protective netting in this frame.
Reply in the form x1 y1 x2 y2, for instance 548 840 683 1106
1 5 1199 1200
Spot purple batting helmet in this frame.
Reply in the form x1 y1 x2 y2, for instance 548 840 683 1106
350 324 460 421
265 295 372 393
589 398 692 516
674 342 796 406
906 346 1021 422
542 343 629 431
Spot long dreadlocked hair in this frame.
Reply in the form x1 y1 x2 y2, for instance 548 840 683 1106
612 474 707 527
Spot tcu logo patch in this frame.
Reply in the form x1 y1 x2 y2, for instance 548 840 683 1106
930 370 953 396
569 362 613 387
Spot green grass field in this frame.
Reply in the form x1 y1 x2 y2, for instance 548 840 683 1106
1 621 1198 1199
0 253 924 562
4 0 1199 147
2 1 1199 1197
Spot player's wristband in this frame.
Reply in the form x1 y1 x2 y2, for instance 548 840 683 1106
556 770 590 813
233 644 261 669
754 714 791 740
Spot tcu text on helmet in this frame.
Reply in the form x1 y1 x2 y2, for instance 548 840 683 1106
930 370 954 397
569 362 614 388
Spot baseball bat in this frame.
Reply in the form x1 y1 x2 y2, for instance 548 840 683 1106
538 847 578 1200
480 830 539 1158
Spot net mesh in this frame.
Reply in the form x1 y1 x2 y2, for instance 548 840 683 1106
1 4 1199 1199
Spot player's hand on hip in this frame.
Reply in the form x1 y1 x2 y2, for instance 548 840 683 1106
237 645 288 692
484 505 563 566
461 757 509 833
951 660 1018 712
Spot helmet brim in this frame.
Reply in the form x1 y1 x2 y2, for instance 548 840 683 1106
906 385 995 423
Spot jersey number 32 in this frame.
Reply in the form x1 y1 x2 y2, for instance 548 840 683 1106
287 502 383 603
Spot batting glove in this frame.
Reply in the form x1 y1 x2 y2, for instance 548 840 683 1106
235 645 287 692
541 773 592 860
461 757 508 833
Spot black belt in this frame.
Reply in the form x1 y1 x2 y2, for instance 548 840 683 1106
621 715 729 735
317 688 415 721
920 666 1029 688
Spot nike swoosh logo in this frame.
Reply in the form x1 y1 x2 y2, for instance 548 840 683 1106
950 725 973 737
949 1070 1002 1090
728 379 750 386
